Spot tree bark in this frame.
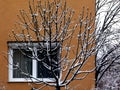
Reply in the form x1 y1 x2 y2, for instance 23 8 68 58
56 86 60 90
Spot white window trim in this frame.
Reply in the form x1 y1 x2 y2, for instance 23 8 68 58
8 42 56 82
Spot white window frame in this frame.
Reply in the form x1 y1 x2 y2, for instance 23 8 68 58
8 42 57 82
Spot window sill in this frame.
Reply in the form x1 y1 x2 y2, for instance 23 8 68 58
8 78 55 83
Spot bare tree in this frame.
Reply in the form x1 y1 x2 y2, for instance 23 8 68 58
95 0 120 89
7 0 120 89
7 0 97 90
8 0 120 89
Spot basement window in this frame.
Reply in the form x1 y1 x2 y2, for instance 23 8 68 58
8 41 60 82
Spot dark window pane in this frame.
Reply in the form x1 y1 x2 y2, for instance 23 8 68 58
37 44 60 78
13 49 32 78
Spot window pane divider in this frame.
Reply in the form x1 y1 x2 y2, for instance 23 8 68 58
32 47 37 78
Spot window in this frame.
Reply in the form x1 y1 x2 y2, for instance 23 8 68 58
8 41 60 82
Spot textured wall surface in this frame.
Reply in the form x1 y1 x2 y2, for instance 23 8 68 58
0 0 95 90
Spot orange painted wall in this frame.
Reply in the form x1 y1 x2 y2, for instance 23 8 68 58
0 0 95 90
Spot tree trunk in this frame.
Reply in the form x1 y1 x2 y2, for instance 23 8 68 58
56 85 60 90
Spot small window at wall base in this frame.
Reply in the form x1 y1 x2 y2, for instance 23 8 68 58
8 41 60 82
